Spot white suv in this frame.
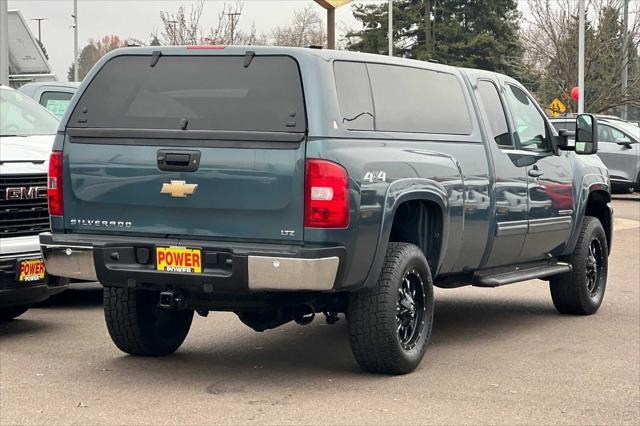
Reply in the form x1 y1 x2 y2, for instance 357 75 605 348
0 85 68 321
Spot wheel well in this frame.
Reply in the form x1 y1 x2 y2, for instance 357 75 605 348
389 200 443 273
585 190 612 250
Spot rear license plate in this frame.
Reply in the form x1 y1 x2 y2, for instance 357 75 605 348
156 247 202 273
18 258 46 282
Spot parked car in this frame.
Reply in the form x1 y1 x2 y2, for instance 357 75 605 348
41 47 611 374
0 85 68 321
18 82 80 119
551 115 639 192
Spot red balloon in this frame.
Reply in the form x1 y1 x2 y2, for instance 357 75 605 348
571 86 580 101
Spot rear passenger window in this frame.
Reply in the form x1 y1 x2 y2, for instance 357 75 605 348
476 80 511 147
334 62 374 131
366 64 472 134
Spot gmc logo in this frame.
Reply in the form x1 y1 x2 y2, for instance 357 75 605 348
4 186 48 200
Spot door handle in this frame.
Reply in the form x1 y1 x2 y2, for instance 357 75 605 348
157 150 201 172
528 168 544 178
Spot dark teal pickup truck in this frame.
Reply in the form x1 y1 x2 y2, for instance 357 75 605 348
40 46 612 374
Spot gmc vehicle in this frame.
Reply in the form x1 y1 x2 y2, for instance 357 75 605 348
40 47 612 374
0 85 68 321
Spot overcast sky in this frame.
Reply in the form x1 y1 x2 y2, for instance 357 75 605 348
8 0 636 82
8 0 391 81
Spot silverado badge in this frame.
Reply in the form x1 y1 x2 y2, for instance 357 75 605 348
161 180 198 198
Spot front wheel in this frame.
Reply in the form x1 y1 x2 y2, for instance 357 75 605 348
347 243 434 375
550 216 608 315
104 288 193 356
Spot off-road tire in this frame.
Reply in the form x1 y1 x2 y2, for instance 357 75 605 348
347 242 434 375
550 216 608 315
104 288 193 356
0 306 29 322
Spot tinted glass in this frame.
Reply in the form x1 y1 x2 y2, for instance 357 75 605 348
366 63 472 134
476 80 511 147
40 91 74 119
0 88 59 137
334 61 374 131
69 55 306 132
599 124 626 143
504 85 549 151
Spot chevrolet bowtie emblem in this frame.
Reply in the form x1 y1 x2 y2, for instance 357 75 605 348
161 180 198 198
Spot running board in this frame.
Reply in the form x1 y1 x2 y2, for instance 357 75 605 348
473 262 572 287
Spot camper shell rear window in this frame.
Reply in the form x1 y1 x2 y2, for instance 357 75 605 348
68 55 306 133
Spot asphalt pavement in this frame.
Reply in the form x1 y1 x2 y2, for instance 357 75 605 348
1 197 638 425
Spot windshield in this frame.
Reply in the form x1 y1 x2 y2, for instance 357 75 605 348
613 121 640 139
0 88 59 137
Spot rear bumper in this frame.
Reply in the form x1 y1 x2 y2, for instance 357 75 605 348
40 233 345 293
40 243 98 282
0 250 68 308
0 271 68 308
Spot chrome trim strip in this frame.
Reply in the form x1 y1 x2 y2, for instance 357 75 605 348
497 217 573 236
41 245 97 281
248 256 339 291
528 216 572 234
496 220 528 237
0 252 41 260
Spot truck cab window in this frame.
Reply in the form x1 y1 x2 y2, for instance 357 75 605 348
505 85 550 151
476 80 511 147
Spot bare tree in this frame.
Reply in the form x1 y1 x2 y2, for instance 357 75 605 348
203 1 259 45
159 0 258 46
521 0 640 115
159 0 204 45
268 5 326 47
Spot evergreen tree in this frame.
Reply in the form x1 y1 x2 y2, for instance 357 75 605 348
345 0 530 80
37 39 49 60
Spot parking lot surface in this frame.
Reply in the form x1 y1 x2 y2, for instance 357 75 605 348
1 197 638 425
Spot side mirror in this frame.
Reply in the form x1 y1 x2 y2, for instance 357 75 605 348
575 114 598 155
615 137 635 148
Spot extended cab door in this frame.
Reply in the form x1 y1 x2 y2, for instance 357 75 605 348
501 83 574 262
472 77 529 267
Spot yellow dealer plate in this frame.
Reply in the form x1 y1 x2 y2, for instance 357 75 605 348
19 258 46 282
156 247 202 274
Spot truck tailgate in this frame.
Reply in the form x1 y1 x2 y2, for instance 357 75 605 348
64 138 304 242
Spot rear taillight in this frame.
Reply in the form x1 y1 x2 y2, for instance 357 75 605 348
48 150 63 216
304 159 349 228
